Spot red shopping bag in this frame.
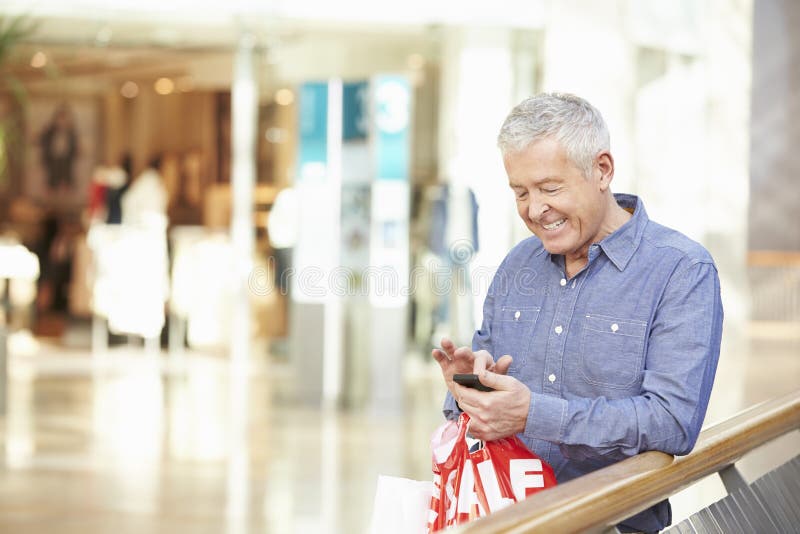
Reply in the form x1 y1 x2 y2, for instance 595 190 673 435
427 413 557 532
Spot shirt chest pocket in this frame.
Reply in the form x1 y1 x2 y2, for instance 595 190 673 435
579 314 647 389
495 306 540 362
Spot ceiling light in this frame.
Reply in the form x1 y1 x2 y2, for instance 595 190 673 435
154 78 175 95
30 51 47 69
121 81 139 99
275 88 294 106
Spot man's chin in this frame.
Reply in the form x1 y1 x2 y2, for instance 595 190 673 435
531 227 570 253
543 238 579 256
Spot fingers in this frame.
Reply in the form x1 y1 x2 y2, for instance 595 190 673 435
454 373 514 412
457 374 530 440
464 419 497 442
433 339 474 391
453 345 476 366
455 386 494 440
432 337 458 367
472 350 494 374
431 348 449 365
442 341 478 368
451 383 473 410
478 370 517 391
440 337 457 360
435 344 501 380
493 354 513 375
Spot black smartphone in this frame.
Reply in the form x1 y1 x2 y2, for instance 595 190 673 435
453 373 494 392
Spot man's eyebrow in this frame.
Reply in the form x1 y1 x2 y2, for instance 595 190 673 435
509 176 562 187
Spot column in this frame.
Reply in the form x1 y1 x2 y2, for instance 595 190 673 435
290 80 344 407
367 75 412 414
227 32 257 534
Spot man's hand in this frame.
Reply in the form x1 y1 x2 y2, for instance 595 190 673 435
454 370 531 442
431 338 475 398
432 338 513 399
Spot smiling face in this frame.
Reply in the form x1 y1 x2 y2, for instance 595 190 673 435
504 137 615 265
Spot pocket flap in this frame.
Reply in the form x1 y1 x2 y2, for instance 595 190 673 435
583 314 647 337
500 306 541 322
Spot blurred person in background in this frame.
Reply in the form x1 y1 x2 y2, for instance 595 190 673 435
267 186 297 296
86 166 109 223
105 153 133 225
432 93 723 533
86 155 132 225
121 153 167 227
34 213 77 317
39 104 79 193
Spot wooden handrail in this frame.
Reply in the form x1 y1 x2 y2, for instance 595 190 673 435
455 389 800 534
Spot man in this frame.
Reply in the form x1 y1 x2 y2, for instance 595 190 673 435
432 93 723 533
40 104 78 192
121 154 168 227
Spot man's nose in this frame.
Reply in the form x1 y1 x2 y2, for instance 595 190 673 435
528 195 548 220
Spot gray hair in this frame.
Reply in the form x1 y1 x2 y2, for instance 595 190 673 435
497 93 610 178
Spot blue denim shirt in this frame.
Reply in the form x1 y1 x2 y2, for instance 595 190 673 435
443 194 723 532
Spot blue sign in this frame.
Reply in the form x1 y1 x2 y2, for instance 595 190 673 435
298 82 328 170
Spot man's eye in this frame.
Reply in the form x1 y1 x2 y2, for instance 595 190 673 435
543 188 560 194
515 192 528 200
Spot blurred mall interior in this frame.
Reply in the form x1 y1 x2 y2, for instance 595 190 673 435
0 0 798 533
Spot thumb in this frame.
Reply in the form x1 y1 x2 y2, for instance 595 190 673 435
479 369 518 391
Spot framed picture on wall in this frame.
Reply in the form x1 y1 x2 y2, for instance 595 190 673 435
24 96 100 210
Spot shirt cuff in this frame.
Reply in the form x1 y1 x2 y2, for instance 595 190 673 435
443 392 462 421
526 392 567 443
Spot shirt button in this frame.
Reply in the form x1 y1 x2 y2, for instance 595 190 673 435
514 310 521 320
611 323 619 332
548 374 556 383
560 278 567 286
554 325 563 335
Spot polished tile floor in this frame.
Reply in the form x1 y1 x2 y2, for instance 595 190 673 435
0 322 797 534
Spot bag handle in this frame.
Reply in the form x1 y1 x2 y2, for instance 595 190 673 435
457 412 472 442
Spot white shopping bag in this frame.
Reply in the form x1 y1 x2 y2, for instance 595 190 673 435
368 475 433 534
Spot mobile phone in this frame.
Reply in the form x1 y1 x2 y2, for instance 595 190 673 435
453 373 494 392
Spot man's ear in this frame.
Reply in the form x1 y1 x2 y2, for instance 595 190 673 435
596 151 614 192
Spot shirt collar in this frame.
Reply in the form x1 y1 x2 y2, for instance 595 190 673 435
598 193 648 271
542 193 648 271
